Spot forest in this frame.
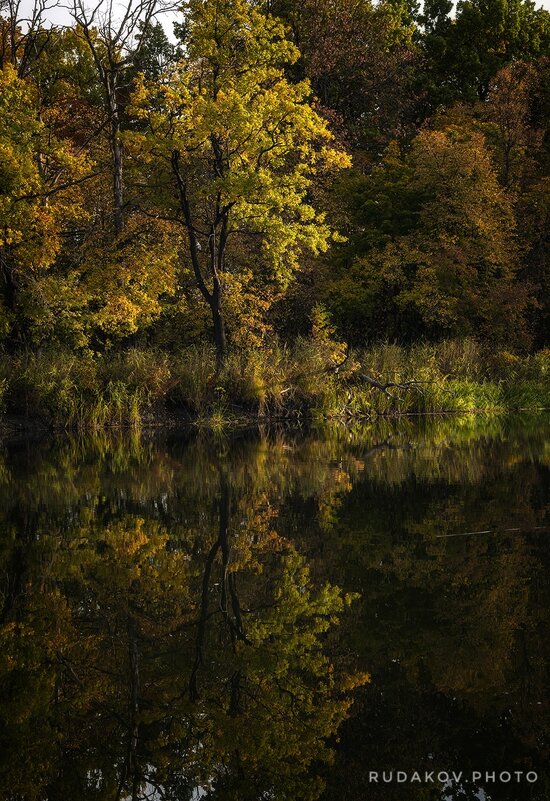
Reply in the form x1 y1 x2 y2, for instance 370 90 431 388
0 0 549 427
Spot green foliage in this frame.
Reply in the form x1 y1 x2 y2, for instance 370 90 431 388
129 21 178 81
421 0 550 106
4 349 167 430
2 341 547 430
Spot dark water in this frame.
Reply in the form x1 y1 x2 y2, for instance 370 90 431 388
0 415 548 801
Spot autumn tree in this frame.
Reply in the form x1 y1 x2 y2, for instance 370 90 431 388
267 0 422 152
483 60 550 344
0 63 89 344
326 126 530 345
130 0 349 369
482 61 538 189
0 0 58 77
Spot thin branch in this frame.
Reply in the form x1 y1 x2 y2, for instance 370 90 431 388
14 170 104 202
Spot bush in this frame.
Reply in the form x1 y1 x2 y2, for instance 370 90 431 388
5 348 156 429
99 348 173 403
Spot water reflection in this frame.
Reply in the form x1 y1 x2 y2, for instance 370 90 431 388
0 415 548 801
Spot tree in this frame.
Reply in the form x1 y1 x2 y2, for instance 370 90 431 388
69 0 171 235
325 126 530 345
128 19 178 82
130 0 349 369
0 63 89 343
482 61 539 190
0 0 58 77
267 0 422 151
420 0 550 106
483 60 549 344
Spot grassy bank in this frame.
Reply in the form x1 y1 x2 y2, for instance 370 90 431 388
1 339 548 431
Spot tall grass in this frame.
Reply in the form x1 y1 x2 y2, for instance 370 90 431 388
4 348 171 431
333 341 550 418
2 340 548 429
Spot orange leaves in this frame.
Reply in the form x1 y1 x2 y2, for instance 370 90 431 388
0 63 92 343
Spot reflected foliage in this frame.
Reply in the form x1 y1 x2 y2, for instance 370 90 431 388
0 415 548 800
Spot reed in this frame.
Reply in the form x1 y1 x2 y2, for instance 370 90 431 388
2 341 548 429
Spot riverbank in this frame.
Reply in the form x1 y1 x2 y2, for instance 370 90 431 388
1 340 548 432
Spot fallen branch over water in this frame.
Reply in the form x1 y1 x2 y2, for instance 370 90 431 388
358 374 432 400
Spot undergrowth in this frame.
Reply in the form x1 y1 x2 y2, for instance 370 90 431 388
1 339 548 430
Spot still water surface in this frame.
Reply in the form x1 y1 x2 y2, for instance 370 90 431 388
0 415 548 801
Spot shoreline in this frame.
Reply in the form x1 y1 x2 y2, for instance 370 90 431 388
1 400 547 437
2 342 547 434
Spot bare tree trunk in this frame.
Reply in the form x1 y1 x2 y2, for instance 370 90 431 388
71 0 166 237
171 150 229 369
211 280 227 372
109 84 125 235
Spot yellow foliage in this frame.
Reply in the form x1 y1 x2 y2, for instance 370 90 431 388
128 0 351 343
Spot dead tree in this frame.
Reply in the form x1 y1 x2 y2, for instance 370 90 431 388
0 0 57 76
327 345 431 401
68 0 173 235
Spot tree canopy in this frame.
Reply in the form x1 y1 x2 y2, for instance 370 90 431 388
0 0 548 379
